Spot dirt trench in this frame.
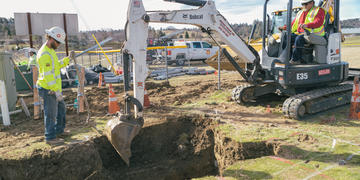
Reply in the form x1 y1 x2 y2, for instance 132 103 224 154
0 115 279 180
89 115 217 180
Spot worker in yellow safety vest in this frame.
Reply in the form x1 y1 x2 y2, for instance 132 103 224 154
36 26 73 145
27 48 37 70
279 0 326 64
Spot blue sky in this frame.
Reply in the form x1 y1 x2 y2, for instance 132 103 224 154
1 0 359 31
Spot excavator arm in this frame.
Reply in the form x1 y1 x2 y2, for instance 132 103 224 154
145 1 257 63
124 0 259 114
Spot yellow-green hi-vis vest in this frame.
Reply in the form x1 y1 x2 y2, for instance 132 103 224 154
292 6 327 36
36 44 69 93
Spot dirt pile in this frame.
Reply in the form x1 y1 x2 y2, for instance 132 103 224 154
205 53 246 71
145 81 171 90
0 142 102 180
148 80 237 106
297 133 317 144
64 87 109 115
214 130 276 174
64 86 126 116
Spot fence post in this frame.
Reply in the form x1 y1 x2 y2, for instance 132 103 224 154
89 53 92 67
165 47 169 82
217 49 221 90
112 53 114 70
0 80 11 126
78 67 85 113
32 66 41 119
81 54 84 66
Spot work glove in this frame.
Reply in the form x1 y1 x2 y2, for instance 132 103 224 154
49 91 63 102
69 50 75 61
62 57 70 66
55 91 63 102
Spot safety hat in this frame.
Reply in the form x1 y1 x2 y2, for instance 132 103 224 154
45 26 66 44
301 0 314 4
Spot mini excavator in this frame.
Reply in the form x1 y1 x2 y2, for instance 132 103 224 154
105 0 351 164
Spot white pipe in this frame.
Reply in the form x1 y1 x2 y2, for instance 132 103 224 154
0 80 10 126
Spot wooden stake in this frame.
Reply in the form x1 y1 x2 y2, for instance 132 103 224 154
79 67 85 113
32 66 40 120
20 98 31 118
0 80 10 126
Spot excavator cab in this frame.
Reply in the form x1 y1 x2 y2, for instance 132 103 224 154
267 7 301 57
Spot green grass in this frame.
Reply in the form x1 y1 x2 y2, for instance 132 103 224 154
191 96 360 179
196 145 360 180
94 117 110 133
2 116 112 160
183 90 231 107
216 123 302 143
3 142 51 160
67 116 110 141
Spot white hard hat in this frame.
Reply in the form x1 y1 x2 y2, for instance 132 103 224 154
301 0 314 4
45 26 66 44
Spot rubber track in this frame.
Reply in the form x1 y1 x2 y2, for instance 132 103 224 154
232 84 255 104
282 84 353 119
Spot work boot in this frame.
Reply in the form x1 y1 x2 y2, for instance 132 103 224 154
45 138 65 145
57 130 71 138
289 59 301 65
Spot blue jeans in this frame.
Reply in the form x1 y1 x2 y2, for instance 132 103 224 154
38 87 66 140
283 33 306 62
291 34 306 62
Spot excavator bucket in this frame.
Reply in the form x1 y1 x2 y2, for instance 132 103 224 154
104 114 143 165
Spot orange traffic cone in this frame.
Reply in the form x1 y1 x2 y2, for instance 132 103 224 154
349 76 360 119
144 88 151 108
98 72 104 87
266 105 272 113
108 84 120 114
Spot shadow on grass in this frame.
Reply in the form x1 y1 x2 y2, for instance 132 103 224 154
275 144 360 167
223 169 272 179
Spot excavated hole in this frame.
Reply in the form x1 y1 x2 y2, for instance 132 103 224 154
92 115 217 179
91 115 278 179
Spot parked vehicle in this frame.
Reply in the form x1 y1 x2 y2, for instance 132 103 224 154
166 41 219 66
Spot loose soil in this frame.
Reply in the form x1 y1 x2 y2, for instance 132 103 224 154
205 53 246 71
